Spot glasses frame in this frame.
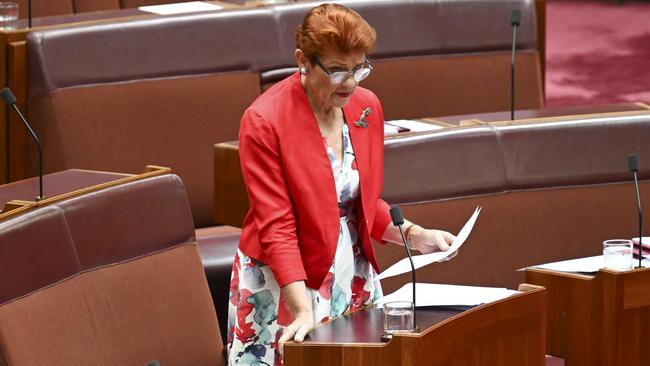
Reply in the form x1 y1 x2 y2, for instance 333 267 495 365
313 57 373 85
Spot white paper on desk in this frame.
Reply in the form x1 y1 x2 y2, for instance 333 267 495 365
376 206 481 281
385 119 444 132
524 255 650 273
375 282 518 308
139 2 223 15
384 124 401 135
526 255 605 273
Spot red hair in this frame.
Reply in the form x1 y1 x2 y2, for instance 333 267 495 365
296 3 376 63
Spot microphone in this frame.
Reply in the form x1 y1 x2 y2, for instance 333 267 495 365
628 154 644 268
28 0 32 28
510 9 522 121
389 205 417 332
1 87 45 201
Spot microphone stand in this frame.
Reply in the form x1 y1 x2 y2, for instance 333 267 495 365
510 10 521 121
628 154 644 269
11 104 43 200
1 87 45 201
633 169 643 269
389 206 418 333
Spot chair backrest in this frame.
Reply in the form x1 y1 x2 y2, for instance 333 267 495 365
0 174 224 365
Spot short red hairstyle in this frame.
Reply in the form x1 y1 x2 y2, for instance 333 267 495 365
296 3 377 63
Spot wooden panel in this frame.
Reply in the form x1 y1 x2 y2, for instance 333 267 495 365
214 142 248 227
526 267 650 366
7 41 28 182
622 267 650 309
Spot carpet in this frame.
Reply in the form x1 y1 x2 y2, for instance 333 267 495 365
545 0 650 106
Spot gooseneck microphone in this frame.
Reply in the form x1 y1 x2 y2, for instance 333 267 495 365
389 205 417 331
628 154 644 268
1 87 44 200
28 0 32 28
510 9 522 121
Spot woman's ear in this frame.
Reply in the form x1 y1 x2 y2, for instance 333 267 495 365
295 49 309 72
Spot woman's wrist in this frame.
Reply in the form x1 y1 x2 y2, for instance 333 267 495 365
405 224 422 243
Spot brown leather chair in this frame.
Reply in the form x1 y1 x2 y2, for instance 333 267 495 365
26 8 280 227
0 174 225 365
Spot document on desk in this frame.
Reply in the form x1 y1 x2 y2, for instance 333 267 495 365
375 282 517 308
525 255 650 273
139 2 223 15
376 206 481 281
385 120 444 132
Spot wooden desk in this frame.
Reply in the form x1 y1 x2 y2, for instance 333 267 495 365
0 165 170 221
284 286 546 366
0 1 238 184
525 267 650 366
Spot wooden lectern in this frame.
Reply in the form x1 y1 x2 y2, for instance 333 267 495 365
284 286 546 366
526 266 650 366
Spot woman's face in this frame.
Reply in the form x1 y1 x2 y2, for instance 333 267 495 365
299 50 367 112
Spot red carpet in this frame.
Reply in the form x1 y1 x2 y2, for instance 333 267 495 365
545 0 650 106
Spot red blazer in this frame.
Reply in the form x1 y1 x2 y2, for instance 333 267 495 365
238 72 391 289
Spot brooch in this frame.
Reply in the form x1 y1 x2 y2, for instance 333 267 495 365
354 107 372 128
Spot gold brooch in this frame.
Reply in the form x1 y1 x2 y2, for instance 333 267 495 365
354 107 372 128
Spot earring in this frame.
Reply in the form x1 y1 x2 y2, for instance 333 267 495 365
300 67 308 75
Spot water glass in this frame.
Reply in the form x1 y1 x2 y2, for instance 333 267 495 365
0 2 18 30
382 301 415 335
603 239 633 270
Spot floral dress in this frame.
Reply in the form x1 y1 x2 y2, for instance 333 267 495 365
227 123 382 365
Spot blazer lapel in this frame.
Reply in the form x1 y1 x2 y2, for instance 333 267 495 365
344 101 371 212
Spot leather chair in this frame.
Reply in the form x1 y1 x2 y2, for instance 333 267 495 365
0 174 225 365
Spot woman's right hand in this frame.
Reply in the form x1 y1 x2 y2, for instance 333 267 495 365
278 309 315 345
278 281 315 355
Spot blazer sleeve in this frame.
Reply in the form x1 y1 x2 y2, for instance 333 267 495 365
239 109 307 287
371 199 392 241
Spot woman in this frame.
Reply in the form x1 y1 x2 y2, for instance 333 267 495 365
227 4 455 365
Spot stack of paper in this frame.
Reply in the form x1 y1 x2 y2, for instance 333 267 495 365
375 283 518 308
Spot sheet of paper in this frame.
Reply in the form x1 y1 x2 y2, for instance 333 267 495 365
385 119 444 132
139 2 223 15
375 282 518 308
524 255 650 273
376 206 481 281
384 124 401 135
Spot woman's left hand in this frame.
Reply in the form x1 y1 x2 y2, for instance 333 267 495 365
407 226 457 259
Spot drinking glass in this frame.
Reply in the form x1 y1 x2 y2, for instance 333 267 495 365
603 239 633 270
382 301 415 335
0 2 18 30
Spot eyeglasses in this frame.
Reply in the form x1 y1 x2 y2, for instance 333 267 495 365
314 58 373 85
